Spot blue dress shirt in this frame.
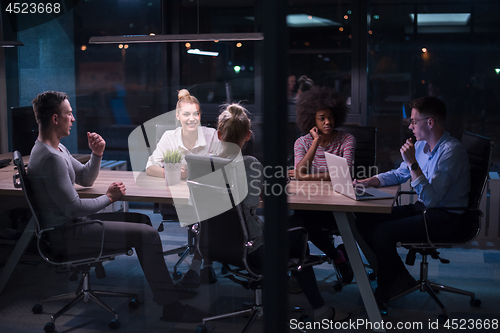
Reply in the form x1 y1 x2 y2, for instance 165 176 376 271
376 132 470 208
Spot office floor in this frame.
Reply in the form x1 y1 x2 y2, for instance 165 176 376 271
0 208 499 333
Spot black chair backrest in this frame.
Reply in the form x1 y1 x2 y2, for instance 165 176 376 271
186 154 235 181
13 151 70 261
11 106 38 156
13 151 41 234
448 132 494 243
197 207 247 268
461 132 494 210
186 154 257 273
338 125 377 179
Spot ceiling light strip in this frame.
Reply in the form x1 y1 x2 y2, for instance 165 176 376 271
89 33 264 44
0 41 24 47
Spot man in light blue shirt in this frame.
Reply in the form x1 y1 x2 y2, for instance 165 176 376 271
354 96 470 306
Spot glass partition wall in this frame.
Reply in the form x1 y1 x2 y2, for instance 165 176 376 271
4 0 500 169
2 0 500 331
368 0 500 171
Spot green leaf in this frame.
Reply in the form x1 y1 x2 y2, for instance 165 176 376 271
160 148 183 164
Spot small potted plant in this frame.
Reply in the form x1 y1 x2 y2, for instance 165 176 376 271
162 149 183 186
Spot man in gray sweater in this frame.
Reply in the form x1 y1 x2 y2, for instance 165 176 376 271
28 91 205 323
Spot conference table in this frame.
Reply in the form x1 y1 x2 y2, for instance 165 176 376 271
0 164 399 332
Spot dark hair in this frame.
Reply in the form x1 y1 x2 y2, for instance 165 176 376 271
295 86 348 134
297 75 314 94
31 91 69 130
409 96 446 122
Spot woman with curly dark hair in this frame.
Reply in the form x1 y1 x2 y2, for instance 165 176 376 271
288 86 356 284
289 86 355 180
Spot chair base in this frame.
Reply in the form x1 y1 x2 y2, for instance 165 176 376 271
389 255 479 317
196 289 263 333
35 270 138 327
163 244 194 279
162 225 197 279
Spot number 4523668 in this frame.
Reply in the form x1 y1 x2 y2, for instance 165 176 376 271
5 3 61 14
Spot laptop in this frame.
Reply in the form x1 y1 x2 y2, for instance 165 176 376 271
324 152 394 201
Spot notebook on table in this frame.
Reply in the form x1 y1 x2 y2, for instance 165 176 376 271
324 152 394 201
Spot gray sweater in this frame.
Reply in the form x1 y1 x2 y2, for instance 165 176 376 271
28 140 110 229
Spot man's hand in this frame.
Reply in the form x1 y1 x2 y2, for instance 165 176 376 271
353 177 380 188
400 138 416 166
87 132 106 157
106 182 125 203
309 126 321 141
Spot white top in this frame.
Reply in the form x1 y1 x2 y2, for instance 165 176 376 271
146 126 221 169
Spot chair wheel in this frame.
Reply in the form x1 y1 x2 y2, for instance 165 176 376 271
333 282 342 291
32 304 43 314
44 322 55 333
129 298 140 309
470 298 481 307
438 314 448 323
195 325 209 333
368 271 377 281
109 319 120 329
173 271 183 280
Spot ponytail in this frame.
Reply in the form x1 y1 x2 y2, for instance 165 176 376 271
176 89 200 111
217 103 251 144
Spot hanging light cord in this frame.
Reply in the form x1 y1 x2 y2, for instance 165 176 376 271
197 0 200 34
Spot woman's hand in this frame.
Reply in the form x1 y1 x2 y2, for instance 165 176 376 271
309 126 321 140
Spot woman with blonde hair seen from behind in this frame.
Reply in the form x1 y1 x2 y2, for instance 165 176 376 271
146 89 219 289
217 102 351 322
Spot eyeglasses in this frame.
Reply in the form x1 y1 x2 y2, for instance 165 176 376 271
410 117 430 125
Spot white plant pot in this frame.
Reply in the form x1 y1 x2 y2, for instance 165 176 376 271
164 163 181 186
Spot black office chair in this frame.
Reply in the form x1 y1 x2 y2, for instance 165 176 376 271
13 151 140 332
388 132 494 320
184 154 325 333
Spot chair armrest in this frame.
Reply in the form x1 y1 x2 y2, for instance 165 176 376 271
396 190 417 206
398 190 417 196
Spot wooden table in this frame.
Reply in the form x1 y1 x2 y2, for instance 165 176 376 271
286 180 399 332
0 169 398 331
0 153 90 175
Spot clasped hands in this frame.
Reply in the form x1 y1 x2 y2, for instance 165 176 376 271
106 182 126 203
